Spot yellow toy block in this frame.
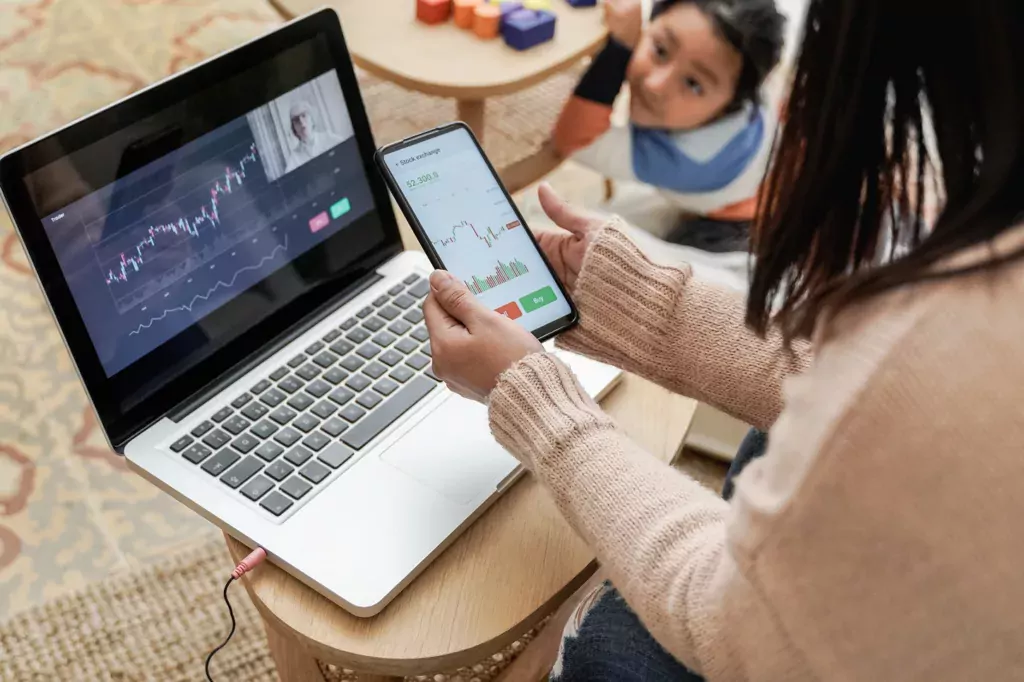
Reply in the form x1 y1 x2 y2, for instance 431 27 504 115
522 0 552 9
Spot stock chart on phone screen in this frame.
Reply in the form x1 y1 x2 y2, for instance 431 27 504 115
384 127 571 332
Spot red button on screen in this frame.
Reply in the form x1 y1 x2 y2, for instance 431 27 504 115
495 302 522 320
309 211 330 233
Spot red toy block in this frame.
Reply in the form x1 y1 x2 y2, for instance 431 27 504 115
417 0 452 24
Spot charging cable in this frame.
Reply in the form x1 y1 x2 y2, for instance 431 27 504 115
205 547 268 681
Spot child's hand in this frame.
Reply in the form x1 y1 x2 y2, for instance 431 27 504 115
604 0 643 49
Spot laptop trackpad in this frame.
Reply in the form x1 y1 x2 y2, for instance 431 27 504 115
379 397 518 505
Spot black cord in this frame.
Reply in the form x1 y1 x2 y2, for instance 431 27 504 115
205 576 237 681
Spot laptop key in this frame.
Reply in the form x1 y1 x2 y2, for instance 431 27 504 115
389 366 415 383
372 331 396 348
305 379 332 398
362 317 386 333
170 435 193 452
274 427 302 447
280 476 312 500
284 446 314 467
329 340 355 356
230 434 259 454
420 341 432 357
388 320 412 336
311 401 338 419
321 417 349 437
251 420 279 439
394 338 418 355
302 432 330 452
203 429 231 449
374 379 400 396
277 376 303 394
287 393 314 411
356 343 380 360
231 394 252 409
323 367 349 385
393 294 415 309
241 402 269 421
265 460 294 482
260 388 287 407
202 449 240 476
378 305 400 321
287 354 306 369
240 475 274 501
318 443 355 469
305 341 325 355
300 460 331 484
341 376 437 450
362 362 387 379
212 406 233 423
269 406 297 425
293 414 320 433
251 378 273 394
411 326 429 342
260 491 293 516
379 350 404 367
372 294 389 307
340 317 358 330
220 457 262 489
328 387 356 405
356 306 373 319
322 329 341 343
340 404 366 423
222 415 250 435
255 441 285 462
191 420 214 438
269 366 289 381
296 364 321 381
409 279 430 298
388 283 405 296
312 351 338 368
182 443 212 464
404 308 424 324
345 374 372 392
340 355 364 372
403 273 422 285
357 392 382 409
406 354 430 371
346 328 371 344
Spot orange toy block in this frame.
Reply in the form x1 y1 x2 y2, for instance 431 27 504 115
454 0 480 28
473 2 501 38
417 0 452 24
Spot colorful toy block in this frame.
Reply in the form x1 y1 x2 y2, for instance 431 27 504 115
473 2 502 38
565 0 597 7
522 0 552 9
501 8 556 50
417 0 452 24
454 0 480 28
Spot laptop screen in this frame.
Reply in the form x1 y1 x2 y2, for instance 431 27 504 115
0 13 401 447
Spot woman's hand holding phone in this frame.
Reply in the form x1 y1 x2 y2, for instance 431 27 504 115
424 183 604 402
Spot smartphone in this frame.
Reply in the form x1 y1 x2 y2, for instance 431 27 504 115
375 122 578 340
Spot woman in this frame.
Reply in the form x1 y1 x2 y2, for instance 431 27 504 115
423 0 1024 679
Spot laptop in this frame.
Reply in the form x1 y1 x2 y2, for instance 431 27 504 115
0 9 620 615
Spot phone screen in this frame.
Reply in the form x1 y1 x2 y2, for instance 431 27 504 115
381 126 574 335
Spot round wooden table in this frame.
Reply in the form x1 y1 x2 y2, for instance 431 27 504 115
270 0 607 143
227 212 698 682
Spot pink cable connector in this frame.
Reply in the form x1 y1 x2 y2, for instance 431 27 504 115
231 546 267 579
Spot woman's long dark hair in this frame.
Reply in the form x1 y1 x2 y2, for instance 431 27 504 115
748 0 1024 338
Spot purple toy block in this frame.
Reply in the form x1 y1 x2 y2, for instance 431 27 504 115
565 0 597 6
501 9 556 50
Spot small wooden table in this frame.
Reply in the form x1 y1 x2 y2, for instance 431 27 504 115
226 209 699 682
271 0 607 143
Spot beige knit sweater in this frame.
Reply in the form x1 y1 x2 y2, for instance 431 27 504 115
488 221 1024 681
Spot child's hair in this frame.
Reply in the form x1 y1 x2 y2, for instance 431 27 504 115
652 0 786 109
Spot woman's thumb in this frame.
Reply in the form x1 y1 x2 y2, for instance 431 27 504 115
538 182 591 236
429 270 486 329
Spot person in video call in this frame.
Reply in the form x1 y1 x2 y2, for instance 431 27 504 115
284 100 342 172
551 0 785 258
422 0 1024 679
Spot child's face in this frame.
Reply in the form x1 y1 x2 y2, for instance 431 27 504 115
627 4 743 130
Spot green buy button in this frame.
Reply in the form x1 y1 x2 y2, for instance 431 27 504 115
330 198 351 219
519 286 557 313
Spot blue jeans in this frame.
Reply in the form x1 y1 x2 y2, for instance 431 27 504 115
551 428 769 681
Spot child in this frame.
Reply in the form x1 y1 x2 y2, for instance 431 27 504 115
553 0 785 260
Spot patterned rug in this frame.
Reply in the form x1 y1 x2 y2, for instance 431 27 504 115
0 0 581 617
0 537 540 681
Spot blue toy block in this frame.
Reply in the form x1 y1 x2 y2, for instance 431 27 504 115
501 9 556 50
565 0 597 7
498 1 523 26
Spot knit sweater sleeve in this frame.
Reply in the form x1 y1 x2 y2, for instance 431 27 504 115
556 220 811 430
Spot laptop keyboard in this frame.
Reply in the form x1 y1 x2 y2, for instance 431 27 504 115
168 273 438 519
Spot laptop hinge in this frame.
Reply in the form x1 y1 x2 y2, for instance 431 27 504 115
166 272 384 423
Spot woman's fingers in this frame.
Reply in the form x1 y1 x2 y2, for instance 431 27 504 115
538 183 596 237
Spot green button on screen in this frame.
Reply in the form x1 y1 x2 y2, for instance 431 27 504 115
519 286 557 313
330 198 351 219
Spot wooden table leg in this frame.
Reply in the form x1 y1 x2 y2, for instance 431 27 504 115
356 675 403 682
264 619 326 682
457 99 486 143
